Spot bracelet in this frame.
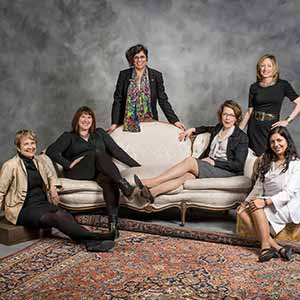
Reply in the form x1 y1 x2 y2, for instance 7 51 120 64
285 116 293 124
263 198 268 207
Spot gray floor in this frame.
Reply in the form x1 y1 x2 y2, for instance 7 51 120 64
0 209 237 258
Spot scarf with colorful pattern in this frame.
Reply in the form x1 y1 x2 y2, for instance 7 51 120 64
123 67 153 132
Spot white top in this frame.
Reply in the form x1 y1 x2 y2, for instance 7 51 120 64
264 162 286 197
208 126 234 161
245 159 300 224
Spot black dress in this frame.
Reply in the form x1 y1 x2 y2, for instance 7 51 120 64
17 154 59 228
247 79 299 156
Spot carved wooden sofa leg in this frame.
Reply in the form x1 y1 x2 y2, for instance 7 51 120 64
180 201 187 226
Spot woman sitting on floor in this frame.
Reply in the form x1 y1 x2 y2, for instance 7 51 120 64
0 130 115 252
46 106 140 236
134 100 248 203
237 127 300 262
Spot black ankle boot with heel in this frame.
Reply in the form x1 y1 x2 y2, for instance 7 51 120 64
109 215 119 239
118 178 135 197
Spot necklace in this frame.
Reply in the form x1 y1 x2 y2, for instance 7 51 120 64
260 80 276 87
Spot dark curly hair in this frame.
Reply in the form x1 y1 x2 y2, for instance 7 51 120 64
258 126 299 182
125 44 148 66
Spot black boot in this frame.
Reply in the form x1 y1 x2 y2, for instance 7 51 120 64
118 178 135 197
109 215 119 239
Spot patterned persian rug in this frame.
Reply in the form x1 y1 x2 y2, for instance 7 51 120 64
1 231 300 300
75 214 300 253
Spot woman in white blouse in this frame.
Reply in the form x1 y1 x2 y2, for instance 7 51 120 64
237 126 300 262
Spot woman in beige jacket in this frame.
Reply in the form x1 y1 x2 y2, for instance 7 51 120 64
0 129 115 252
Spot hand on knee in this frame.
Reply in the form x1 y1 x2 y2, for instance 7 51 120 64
236 202 249 215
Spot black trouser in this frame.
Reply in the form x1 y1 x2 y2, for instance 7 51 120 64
39 209 113 242
65 150 121 219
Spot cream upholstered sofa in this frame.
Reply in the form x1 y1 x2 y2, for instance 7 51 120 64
49 122 257 225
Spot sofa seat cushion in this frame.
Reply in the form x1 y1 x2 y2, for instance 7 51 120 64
183 176 253 193
59 192 105 210
59 178 102 194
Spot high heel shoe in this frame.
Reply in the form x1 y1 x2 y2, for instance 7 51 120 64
134 174 144 189
118 178 135 197
140 186 155 204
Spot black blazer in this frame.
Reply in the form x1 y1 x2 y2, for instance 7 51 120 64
112 67 180 125
195 124 249 175
46 128 140 170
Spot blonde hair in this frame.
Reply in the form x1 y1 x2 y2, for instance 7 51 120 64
15 129 38 148
256 54 279 82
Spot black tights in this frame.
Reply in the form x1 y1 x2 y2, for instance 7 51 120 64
66 150 122 218
39 209 113 242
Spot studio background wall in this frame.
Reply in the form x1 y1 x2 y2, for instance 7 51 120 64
1 0 300 164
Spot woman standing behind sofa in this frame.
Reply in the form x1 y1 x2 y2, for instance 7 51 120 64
0 130 115 252
237 127 300 262
46 106 140 235
134 100 248 203
240 54 300 156
107 44 185 133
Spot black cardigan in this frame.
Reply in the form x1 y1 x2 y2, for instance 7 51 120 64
112 67 180 125
195 124 249 175
46 128 140 170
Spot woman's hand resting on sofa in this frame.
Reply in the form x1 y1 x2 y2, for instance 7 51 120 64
201 157 215 166
179 128 196 141
69 156 85 169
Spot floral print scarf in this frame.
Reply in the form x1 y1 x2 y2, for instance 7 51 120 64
123 67 153 132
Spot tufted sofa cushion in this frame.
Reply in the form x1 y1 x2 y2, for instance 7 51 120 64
110 122 192 170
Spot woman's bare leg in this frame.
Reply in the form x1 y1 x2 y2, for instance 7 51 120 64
142 157 199 188
237 208 256 235
150 172 196 197
238 207 282 252
251 209 281 251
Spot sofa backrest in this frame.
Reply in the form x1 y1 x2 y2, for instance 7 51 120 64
191 133 258 179
110 122 192 170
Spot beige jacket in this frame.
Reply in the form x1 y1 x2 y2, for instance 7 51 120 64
0 154 60 225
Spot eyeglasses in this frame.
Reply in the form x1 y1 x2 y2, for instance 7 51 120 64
134 55 146 61
222 113 236 118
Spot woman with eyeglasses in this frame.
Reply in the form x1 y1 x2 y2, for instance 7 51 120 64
134 100 248 203
107 44 185 133
240 54 300 156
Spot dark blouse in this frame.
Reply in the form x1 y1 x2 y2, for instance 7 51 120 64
248 79 299 115
46 128 140 170
17 153 58 227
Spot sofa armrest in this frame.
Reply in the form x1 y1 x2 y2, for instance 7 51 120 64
191 133 210 158
243 149 259 180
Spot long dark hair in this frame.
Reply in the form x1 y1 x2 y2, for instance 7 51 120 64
258 126 299 182
71 106 96 134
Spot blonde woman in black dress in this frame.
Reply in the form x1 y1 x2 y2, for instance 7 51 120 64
240 54 300 156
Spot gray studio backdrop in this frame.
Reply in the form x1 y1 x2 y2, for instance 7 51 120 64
1 0 300 164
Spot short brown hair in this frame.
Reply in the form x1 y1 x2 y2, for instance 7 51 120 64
15 129 38 148
256 54 279 82
125 44 148 66
71 106 96 134
217 100 243 125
